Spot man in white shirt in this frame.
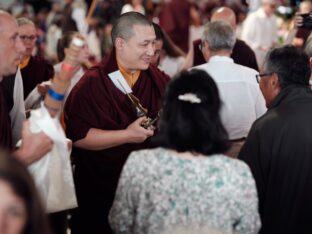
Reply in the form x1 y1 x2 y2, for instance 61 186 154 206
192 21 266 156
241 0 278 67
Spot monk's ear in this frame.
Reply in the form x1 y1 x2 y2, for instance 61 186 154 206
115 37 124 50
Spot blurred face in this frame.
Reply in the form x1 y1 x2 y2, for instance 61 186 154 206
0 180 27 234
259 64 280 107
18 23 37 58
263 2 277 16
150 39 163 66
116 24 156 71
77 43 90 65
65 37 90 65
0 15 25 77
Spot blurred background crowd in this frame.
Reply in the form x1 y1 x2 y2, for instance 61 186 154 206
0 0 309 73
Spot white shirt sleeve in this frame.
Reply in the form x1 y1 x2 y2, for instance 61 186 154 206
10 68 26 145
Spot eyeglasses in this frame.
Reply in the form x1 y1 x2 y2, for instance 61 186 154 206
19 35 37 42
255 72 273 83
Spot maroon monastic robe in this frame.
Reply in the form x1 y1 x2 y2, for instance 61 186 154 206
21 55 54 99
193 39 259 71
0 83 12 150
64 50 169 234
159 0 190 53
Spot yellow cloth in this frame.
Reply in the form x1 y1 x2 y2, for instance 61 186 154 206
19 56 30 69
117 62 140 88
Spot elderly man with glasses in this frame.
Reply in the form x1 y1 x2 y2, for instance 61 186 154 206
239 45 312 234
192 21 266 157
17 17 54 99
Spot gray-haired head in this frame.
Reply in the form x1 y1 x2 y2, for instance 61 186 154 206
201 21 235 52
16 17 35 27
111 12 152 46
265 45 310 89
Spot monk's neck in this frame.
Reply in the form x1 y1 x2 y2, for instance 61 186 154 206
20 56 31 69
116 58 138 74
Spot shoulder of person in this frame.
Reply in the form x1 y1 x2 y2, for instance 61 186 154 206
32 55 52 64
148 64 171 82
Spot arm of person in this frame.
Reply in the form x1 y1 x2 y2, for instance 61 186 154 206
43 38 82 117
109 152 141 232
232 161 261 234
14 38 82 165
74 116 154 150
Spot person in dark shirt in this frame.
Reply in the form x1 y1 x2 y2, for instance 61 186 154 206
239 45 312 234
17 17 54 99
0 11 53 165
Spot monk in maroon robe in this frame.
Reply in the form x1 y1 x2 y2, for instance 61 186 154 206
159 0 191 53
64 12 169 234
0 11 53 163
17 17 54 99
20 55 54 99
0 83 13 149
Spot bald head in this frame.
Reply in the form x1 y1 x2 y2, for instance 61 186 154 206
300 1 312 14
211 7 236 29
0 10 15 33
0 10 25 77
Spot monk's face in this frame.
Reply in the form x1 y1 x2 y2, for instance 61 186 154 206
150 39 163 66
117 24 156 71
0 14 25 77
18 23 37 58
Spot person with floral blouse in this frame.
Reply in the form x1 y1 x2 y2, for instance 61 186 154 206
109 69 261 234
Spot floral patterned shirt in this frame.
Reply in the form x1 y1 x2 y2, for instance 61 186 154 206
109 147 261 234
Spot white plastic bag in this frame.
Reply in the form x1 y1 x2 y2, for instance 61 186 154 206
22 104 77 213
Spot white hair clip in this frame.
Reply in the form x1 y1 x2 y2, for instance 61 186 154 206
178 93 201 104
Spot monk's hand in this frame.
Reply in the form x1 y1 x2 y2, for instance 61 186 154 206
126 116 154 143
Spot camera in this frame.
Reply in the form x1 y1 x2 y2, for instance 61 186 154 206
298 13 312 30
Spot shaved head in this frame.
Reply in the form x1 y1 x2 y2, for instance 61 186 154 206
0 10 25 77
211 7 236 29
0 10 15 33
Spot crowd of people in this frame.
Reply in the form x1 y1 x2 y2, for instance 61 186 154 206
1 0 312 234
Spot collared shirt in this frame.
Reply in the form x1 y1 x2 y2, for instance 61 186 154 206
193 55 266 140
117 62 141 88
